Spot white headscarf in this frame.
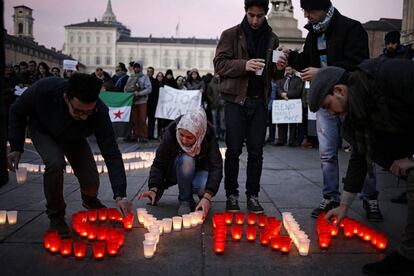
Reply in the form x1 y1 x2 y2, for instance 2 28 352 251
176 107 207 157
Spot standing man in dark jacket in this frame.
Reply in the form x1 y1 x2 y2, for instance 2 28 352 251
146 66 159 140
7 74 132 237
288 0 382 221
214 0 286 213
310 58 414 275
380 31 414 60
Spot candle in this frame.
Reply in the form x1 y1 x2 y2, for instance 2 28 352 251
87 224 97 241
182 214 192 229
73 241 87 259
257 214 267 228
224 212 233 225
136 208 147 224
214 240 225 254
231 225 242 241
116 230 125 247
172 216 182 231
363 228 373 242
71 213 82 234
246 225 257 241
108 208 121 222
190 212 198 227
279 236 292 253
247 213 256 225
259 229 270 245
154 220 164 234
270 236 280 250
330 225 339 237
143 240 156 258
145 232 157 243
214 232 226 242
344 223 354 238
122 212 134 230
162 218 173 233
93 241 106 260
196 211 204 224
268 220 281 236
43 230 58 250
49 234 61 253
235 212 245 225
98 209 108 222
16 167 28 184
78 211 88 223
107 239 119 256
319 233 331 249
7 211 18 225
212 213 224 228
60 239 72 257
298 238 310 256
79 222 88 238
97 226 108 241
375 233 388 250
358 225 366 240
0 211 7 224
88 209 98 222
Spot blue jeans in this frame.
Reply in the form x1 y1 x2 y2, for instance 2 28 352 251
317 108 378 202
176 153 208 202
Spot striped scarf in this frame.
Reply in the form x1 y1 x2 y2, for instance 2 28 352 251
311 5 335 34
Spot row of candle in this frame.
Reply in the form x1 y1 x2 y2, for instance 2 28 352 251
72 209 134 231
0 210 18 225
281 212 311 256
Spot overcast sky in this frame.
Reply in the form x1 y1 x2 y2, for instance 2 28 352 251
4 0 403 50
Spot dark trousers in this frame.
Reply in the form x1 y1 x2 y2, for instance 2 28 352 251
277 123 298 145
30 127 99 219
224 98 267 197
267 110 276 142
147 114 162 139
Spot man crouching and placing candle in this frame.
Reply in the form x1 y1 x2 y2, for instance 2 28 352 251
137 108 222 218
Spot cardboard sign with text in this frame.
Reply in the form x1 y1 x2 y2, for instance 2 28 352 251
272 99 302 124
155 85 202 120
63 59 78 71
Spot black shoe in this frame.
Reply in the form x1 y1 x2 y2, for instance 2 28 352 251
49 217 70 238
247 196 264 214
226 195 240 212
362 251 414 275
390 192 407 204
82 196 107 210
363 199 383 222
311 199 340 218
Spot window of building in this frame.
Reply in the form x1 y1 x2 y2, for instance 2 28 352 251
107 35 111 44
78 35 82 43
106 56 111 65
86 33 91 43
96 36 100 44
86 56 90 64
18 23 23 34
86 47 90 53
96 56 101 65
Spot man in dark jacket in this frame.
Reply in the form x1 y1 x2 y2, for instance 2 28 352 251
7 74 132 237
213 0 286 213
287 0 382 221
310 58 414 275
380 30 414 60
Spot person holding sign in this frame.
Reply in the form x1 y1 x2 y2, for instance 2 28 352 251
214 0 287 213
137 108 222 217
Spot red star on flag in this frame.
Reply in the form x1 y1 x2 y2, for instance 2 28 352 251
114 110 124 119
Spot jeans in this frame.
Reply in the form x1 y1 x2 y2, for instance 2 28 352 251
224 98 267 197
317 108 378 202
176 153 208 202
30 127 100 219
212 109 225 139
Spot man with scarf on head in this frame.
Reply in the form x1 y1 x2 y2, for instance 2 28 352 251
286 0 383 222
214 0 287 213
309 58 414 275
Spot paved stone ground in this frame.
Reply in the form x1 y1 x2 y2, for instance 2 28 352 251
0 138 408 276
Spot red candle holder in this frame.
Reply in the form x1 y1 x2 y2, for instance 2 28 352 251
247 213 256 225
214 232 227 242
88 209 98 222
352 220 360 235
330 224 339 237
108 208 120 221
358 225 366 240
71 213 82 233
363 228 373 242
93 241 106 260
60 239 72 257
87 224 97 241
246 225 257 241
43 231 59 251
49 234 61 253
79 222 88 238
375 233 388 250
116 230 125 247
214 240 225 254
257 214 267 228
107 240 118 256
213 213 225 228
122 212 134 230
319 233 331 249
98 208 108 222
339 217 350 228
231 225 242 241
224 212 233 225
214 225 227 236
268 220 281 236
235 212 245 225
77 211 88 223
279 236 292 253
73 241 87 260
97 226 108 241
270 236 280 250
259 229 270 245
343 223 354 238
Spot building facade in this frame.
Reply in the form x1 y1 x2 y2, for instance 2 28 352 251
363 18 402 58
402 0 414 45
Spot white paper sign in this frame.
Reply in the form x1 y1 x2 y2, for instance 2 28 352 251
155 86 202 120
308 107 317 121
272 99 302 124
63 59 78 71
272 49 284 63
14 85 28 96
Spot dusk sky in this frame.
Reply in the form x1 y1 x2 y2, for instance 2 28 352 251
4 0 403 50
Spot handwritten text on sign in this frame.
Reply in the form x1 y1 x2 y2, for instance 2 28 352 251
272 99 302 124
155 85 202 120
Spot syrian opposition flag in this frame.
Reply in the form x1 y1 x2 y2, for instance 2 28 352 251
99 91 133 137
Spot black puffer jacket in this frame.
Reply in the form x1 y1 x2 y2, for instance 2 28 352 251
148 117 223 196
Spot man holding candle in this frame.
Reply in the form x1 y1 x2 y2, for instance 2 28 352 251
309 58 414 275
213 0 287 213
7 74 132 237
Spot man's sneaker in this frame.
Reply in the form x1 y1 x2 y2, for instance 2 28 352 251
311 199 340 218
390 191 407 204
49 217 70 238
362 251 414 275
247 196 264 214
226 195 240 212
178 201 191 216
82 196 107 210
363 199 383 222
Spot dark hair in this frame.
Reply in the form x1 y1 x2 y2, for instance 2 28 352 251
133 62 141 68
28 60 37 66
37 62 50 73
129 61 135 67
384 30 400 44
118 62 127 72
147 66 154 71
51 67 60 73
244 0 269 13
66 73 102 103
19 61 28 67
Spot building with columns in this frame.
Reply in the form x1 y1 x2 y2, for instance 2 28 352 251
402 0 414 45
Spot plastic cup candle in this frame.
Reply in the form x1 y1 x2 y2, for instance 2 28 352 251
231 225 242 241
319 233 331 249
182 214 192 229
376 233 388 250
145 232 157 243
154 220 164 234
88 209 98 222
280 236 292 253
363 227 373 242
97 226 108 241
224 212 233 225
98 209 108 222
344 223 354 238
122 212 134 230
49 234 61 253
214 240 225 255
271 236 281 250
298 238 310 256
235 212 245 225
172 216 182 231
257 214 267 228
73 241 86 259
212 213 224 228
93 241 106 260
247 213 257 225
259 229 270 245
330 225 339 237
246 225 257 241
107 240 118 256
136 208 147 224
43 231 58 250
0 211 6 224
7 211 18 225
196 211 204 224
16 167 28 184
162 218 173 233
108 208 121 222
79 222 88 238
87 224 97 241
190 212 198 227
143 240 156 258
60 239 72 257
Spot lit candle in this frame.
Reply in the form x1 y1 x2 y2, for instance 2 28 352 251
319 233 331 249
143 240 156 258
88 209 98 222
246 225 257 241
298 238 310 256
231 225 242 241
7 211 18 225
0 211 7 224
98 209 108 222
375 233 388 250
196 211 204 224
363 228 373 242
49 234 61 253
235 212 245 225
247 213 256 225
270 236 280 250
257 214 267 228
224 212 233 225
97 226 108 241
73 241 87 260
162 218 173 233
154 220 164 234
344 223 354 238
214 240 225 254
212 213 225 228
108 208 121 222
87 224 97 241
268 220 281 236
122 212 134 230
116 230 125 247
93 241 106 260
280 236 292 253
77 211 88 223
107 239 119 256
330 225 339 237
43 230 58 250
172 216 183 231
259 229 270 245
214 232 226 242
16 167 28 184
182 214 192 229
79 222 88 238
358 225 366 240
136 208 147 224
60 239 72 257
190 212 199 227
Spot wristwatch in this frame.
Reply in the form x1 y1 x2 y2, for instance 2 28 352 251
409 154 414 162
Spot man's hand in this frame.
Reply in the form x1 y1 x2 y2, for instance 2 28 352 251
245 59 265 72
133 91 140 97
116 197 132 217
325 204 349 226
275 51 289 71
281 92 288 100
195 198 211 219
136 190 156 205
7 151 21 172
300 67 320 81
390 157 414 177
